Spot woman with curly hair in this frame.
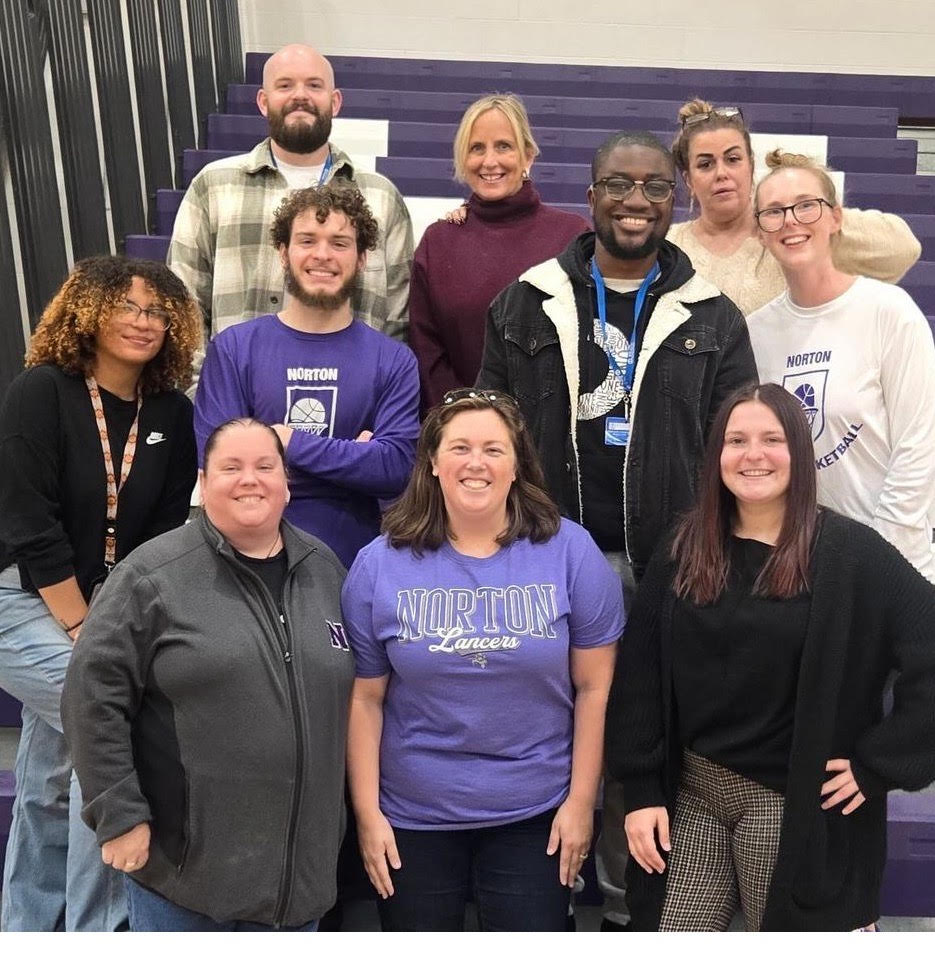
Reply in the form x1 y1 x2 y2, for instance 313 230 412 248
0 255 201 930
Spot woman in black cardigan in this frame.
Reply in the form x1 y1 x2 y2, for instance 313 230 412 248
605 381 935 931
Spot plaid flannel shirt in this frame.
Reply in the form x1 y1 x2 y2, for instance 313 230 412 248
167 138 413 342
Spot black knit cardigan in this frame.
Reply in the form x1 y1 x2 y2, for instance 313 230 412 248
605 510 935 931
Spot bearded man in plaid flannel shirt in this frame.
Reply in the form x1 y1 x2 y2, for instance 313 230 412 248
168 44 413 346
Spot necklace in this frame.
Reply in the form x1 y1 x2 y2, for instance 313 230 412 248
265 533 283 559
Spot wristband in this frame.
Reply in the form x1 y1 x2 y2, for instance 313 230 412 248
64 617 85 632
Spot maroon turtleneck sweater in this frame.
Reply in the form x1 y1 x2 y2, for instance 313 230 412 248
408 181 589 410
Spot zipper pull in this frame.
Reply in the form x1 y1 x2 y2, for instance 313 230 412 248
279 613 285 624
284 650 292 664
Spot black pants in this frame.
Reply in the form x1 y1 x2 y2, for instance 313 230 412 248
377 810 571 931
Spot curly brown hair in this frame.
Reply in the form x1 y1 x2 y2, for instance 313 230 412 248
26 256 201 393
270 181 380 254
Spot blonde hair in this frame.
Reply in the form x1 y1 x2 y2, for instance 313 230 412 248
452 94 539 183
754 148 840 210
671 97 753 174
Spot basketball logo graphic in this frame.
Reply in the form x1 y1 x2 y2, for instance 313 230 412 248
782 369 828 442
289 397 327 433
285 386 337 437
793 382 818 430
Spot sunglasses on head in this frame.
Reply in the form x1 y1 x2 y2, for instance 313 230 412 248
441 388 518 408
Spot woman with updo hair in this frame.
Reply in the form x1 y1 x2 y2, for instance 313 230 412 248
748 149 935 582
0 256 200 929
667 98 920 315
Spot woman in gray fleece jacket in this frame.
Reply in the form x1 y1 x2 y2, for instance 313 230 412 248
62 418 355 931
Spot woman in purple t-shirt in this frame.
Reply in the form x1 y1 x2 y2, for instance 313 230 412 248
342 388 625 931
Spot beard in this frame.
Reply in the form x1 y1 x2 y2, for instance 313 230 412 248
284 262 359 310
593 216 666 261
268 102 332 154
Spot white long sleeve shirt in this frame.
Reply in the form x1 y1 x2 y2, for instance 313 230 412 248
749 276 935 582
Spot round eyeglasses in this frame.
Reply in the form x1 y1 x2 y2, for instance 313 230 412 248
591 177 676 204
114 299 172 331
755 198 832 233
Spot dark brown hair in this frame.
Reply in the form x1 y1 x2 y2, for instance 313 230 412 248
25 256 201 393
671 382 817 605
203 417 287 470
671 98 754 175
382 393 560 554
270 181 380 254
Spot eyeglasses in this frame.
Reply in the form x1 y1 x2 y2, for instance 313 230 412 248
755 198 832 233
681 106 744 129
441 388 518 407
114 299 172 331
590 177 676 204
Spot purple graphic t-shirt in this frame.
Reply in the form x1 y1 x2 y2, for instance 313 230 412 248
341 519 626 829
194 315 420 568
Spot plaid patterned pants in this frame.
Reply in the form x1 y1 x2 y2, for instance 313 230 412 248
660 750 784 931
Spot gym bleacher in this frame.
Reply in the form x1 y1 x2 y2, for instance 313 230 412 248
4 48 931 921
124 53 935 338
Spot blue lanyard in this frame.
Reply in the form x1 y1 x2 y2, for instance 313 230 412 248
269 145 333 185
590 258 660 399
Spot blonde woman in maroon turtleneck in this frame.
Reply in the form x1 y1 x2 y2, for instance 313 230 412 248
408 95 588 411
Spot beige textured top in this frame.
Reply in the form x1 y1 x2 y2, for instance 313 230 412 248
667 208 922 316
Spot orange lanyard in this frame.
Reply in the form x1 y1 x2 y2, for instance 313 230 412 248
85 376 142 569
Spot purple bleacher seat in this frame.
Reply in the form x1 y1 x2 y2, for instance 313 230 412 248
156 189 184 236
826 137 917 175
0 689 21 727
125 234 170 262
244 53 935 118
224 85 898 139
899 260 935 315
880 792 935 917
843 172 935 216
904 215 935 262
371 154 932 218
204 114 914 176
206 112 267 151
182 148 238 188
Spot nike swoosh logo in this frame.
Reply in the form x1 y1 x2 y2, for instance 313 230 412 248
145 434 166 445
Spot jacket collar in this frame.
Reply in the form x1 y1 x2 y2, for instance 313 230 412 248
517 234 729 527
245 137 355 181
198 510 316 571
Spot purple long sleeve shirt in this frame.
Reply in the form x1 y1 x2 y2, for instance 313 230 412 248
194 314 420 567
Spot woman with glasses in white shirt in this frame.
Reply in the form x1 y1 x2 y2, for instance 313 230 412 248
747 150 935 582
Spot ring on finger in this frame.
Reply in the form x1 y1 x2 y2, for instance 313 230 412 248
578 853 588 860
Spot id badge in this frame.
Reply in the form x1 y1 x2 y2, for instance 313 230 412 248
604 416 629 447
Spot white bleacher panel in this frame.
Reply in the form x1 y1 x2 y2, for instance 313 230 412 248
750 132 845 197
330 117 389 158
404 195 467 245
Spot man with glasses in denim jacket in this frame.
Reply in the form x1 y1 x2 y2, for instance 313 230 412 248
477 130 757 931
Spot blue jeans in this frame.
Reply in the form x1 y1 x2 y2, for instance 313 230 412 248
0 574 127 930
377 810 571 931
126 878 319 931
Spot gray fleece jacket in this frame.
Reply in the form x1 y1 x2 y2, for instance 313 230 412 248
62 513 354 927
